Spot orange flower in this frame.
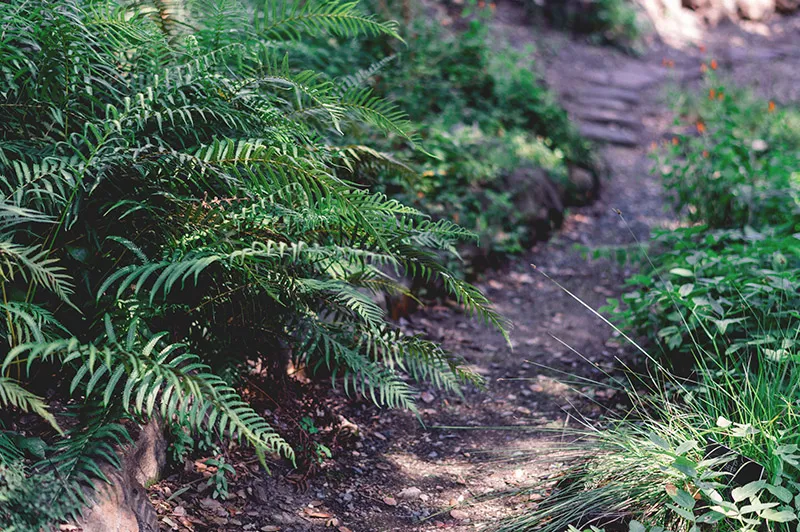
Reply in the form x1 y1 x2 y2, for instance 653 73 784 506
489 2 497 10
662 58 675 68
769 100 776 113
696 121 706 134
717 92 724 101
710 59 718 70
699 44 707 53
649 141 658 151
700 64 708 73
702 150 709 158
478 0 485 7
416 191 425 199
672 137 679 145
708 89 716 100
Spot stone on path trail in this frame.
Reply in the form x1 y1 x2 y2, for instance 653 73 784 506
570 108 642 130
579 123 640 146
398 486 423 500
570 97 631 112
610 66 668 91
570 86 641 105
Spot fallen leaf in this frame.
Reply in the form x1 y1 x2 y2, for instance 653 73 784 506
383 496 398 506
450 509 469 520
326 517 340 526
303 508 333 519
172 505 186 517
260 526 281 532
338 527 353 532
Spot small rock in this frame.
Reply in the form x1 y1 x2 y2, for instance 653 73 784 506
199 497 228 517
397 487 423 500
421 391 435 404
450 509 469 521
737 0 773 19
172 506 186 517
260 527 281 532
420 494 430 502
427 451 439 459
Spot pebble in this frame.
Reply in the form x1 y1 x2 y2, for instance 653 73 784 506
398 486 423 500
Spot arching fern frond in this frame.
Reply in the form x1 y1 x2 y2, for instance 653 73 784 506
0 377 61 433
0 241 75 304
257 1 402 41
5 328 295 463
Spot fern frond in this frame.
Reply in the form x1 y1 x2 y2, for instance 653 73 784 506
297 320 417 411
0 377 61 433
257 1 402 41
6 329 295 463
0 241 75 304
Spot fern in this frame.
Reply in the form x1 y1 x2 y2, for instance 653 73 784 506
0 0 505 527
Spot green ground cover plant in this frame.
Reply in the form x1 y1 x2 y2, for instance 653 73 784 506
504 81 800 531
0 0 508 528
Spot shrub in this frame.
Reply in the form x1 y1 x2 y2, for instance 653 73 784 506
660 80 800 229
605 226 800 368
0 0 505 528
304 0 593 260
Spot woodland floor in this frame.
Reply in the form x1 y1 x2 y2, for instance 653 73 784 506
149 4 800 531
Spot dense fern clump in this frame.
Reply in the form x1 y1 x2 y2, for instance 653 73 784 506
0 0 505 527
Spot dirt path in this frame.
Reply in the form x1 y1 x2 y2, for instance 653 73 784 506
149 5 800 531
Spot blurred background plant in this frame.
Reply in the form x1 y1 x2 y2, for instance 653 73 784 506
521 0 642 50
298 0 598 271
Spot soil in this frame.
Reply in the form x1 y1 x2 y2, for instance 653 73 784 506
149 3 800 531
